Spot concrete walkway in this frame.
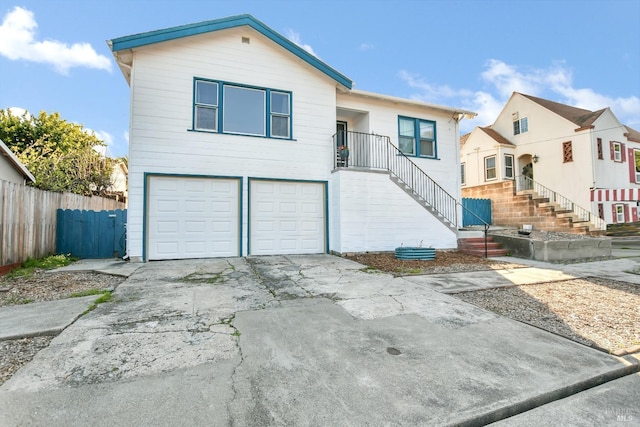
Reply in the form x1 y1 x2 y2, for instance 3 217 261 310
0 255 638 426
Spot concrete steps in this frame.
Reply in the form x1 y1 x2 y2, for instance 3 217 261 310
458 237 509 257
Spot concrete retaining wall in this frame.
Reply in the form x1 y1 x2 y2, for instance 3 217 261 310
489 234 612 262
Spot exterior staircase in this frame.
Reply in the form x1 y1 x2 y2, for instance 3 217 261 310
458 236 508 257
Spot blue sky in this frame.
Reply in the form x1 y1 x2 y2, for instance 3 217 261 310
1 0 638 158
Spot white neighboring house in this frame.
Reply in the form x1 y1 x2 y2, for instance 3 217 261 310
0 138 35 185
461 92 640 226
108 14 475 261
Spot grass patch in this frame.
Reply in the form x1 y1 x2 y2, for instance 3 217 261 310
396 267 423 275
70 289 110 298
84 291 113 314
6 254 77 280
360 266 381 274
5 296 33 305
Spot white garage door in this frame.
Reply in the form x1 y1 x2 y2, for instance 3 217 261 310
250 180 325 255
147 176 240 260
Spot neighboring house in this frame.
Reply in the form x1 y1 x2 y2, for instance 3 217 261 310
0 138 35 185
106 160 128 205
461 92 640 228
108 14 475 262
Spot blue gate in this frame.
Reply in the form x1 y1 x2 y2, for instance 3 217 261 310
56 209 126 258
462 198 492 226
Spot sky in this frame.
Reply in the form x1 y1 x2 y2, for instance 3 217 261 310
0 0 639 158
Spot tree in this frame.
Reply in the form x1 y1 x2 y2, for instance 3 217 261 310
0 109 113 196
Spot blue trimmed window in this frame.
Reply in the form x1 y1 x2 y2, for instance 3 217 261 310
398 116 436 158
193 78 292 139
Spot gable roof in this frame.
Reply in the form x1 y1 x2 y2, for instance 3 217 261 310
519 93 606 129
480 126 515 146
108 14 352 89
0 139 35 183
625 125 640 143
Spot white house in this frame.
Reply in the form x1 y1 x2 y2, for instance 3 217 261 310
0 138 35 185
108 14 475 261
461 92 640 227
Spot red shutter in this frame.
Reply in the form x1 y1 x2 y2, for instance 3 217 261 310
632 207 638 222
611 205 618 223
624 204 630 222
629 148 636 183
610 141 615 160
622 143 627 162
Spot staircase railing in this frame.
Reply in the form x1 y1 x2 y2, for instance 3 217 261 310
515 175 606 231
333 131 458 228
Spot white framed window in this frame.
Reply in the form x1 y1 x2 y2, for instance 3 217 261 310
615 204 625 223
461 163 466 185
613 141 622 162
635 149 640 182
485 156 496 181
504 154 514 179
513 117 528 135
398 116 436 158
193 78 292 139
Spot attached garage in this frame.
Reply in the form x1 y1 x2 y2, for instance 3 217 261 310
146 175 241 260
249 179 327 255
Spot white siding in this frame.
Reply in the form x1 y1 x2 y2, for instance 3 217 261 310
126 27 338 259
0 156 24 184
331 169 457 252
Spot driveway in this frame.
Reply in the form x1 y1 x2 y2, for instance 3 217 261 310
1 255 638 426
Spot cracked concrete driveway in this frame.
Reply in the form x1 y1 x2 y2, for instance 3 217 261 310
1 255 638 426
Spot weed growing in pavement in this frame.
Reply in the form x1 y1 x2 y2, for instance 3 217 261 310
83 291 113 314
70 289 110 298
360 266 381 274
5 254 77 280
180 272 223 284
396 267 423 275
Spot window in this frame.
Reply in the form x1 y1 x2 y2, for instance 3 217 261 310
194 80 218 131
598 203 604 220
193 78 292 139
597 138 603 160
612 141 622 162
513 117 528 135
398 116 436 158
562 141 573 163
504 154 514 179
615 204 625 223
461 163 466 185
485 156 496 181
635 149 640 182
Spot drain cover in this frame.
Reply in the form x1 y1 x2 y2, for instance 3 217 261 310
386 347 401 356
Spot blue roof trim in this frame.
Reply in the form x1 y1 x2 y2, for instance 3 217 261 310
109 14 352 89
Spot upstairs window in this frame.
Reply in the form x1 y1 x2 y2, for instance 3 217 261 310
635 149 640 183
193 78 292 139
504 154 514 179
485 156 496 181
398 116 437 158
612 141 622 162
513 117 528 135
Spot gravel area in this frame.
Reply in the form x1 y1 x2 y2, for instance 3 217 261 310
489 228 603 241
0 270 126 386
454 277 640 354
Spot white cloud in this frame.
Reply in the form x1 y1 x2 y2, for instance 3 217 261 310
7 106 30 119
0 6 112 74
359 43 374 51
399 59 640 132
123 130 129 143
285 29 318 57
91 130 113 146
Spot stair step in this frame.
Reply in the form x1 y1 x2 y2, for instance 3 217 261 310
459 248 509 257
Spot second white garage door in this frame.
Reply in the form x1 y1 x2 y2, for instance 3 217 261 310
147 176 240 260
250 180 326 255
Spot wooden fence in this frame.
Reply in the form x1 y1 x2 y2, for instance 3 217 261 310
0 179 126 269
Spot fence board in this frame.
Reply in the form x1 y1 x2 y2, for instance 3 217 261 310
0 179 125 267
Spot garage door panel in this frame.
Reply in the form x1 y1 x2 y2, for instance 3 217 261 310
250 181 325 255
148 176 240 260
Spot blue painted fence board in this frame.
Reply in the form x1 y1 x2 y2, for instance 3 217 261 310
56 209 126 258
462 198 492 226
